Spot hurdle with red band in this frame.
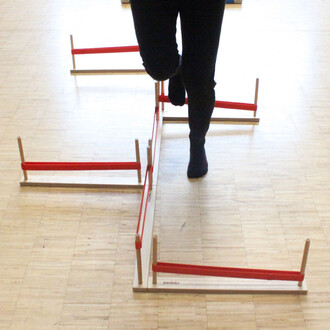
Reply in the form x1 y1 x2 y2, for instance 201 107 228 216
70 35 147 75
17 137 143 189
150 236 310 293
159 94 257 112
21 162 141 171
160 78 260 123
71 45 140 55
135 139 155 285
152 262 304 282
134 84 161 286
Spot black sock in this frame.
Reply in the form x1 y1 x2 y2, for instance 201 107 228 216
187 144 208 179
168 56 185 106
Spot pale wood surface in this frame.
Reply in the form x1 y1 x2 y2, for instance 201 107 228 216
0 0 329 329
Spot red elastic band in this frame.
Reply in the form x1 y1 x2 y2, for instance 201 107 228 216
140 169 152 243
136 111 159 246
135 241 142 250
21 162 141 171
152 262 304 282
136 167 149 235
158 95 257 111
72 46 140 55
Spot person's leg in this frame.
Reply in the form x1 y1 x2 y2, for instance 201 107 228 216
130 0 180 81
180 0 226 178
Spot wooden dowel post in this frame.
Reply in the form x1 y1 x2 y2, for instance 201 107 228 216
299 239 310 287
161 81 165 111
254 78 259 117
155 82 159 108
155 82 160 120
135 139 142 183
17 137 28 181
148 139 153 153
70 35 76 70
147 140 153 189
153 235 158 284
135 234 143 285
155 81 160 119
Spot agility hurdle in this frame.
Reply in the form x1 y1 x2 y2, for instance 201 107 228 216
150 236 309 294
133 83 310 294
160 79 260 123
134 82 163 288
17 137 143 189
70 35 147 76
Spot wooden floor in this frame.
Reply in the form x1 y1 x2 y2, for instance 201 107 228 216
0 0 329 328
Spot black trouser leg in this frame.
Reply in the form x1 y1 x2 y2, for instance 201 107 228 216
180 0 225 147
131 0 225 177
130 0 180 81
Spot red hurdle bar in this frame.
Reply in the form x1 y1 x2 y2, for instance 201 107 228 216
21 162 141 171
152 236 310 285
70 35 146 75
158 94 257 112
135 141 154 285
152 262 304 282
17 137 142 184
71 45 140 55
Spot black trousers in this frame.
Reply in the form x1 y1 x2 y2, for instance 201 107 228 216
131 0 225 146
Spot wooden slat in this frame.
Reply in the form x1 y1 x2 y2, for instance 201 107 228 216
163 116 260 124
70 69 147 75
147 277 308 294
20 175 143 190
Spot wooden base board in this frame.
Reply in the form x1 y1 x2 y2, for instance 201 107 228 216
137 277 308 294
20 175 143 190
70 69 147 75
163 116 260 124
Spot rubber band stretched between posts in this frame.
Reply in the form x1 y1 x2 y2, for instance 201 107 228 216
158 95 257 111
21 162 141 171
136 168 149 236
135 167 152 250
72 46 140 55
151 111 159 167
152 262 304 282
151 111 157 147
135 109 160 250
135 240 142 250
141 167 152 243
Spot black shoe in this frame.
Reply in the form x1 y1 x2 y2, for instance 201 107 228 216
168 56 185 106
187 146 208 179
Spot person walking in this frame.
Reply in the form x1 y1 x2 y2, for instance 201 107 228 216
130 0 226 178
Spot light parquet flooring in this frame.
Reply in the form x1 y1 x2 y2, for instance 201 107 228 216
0 0 329 329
